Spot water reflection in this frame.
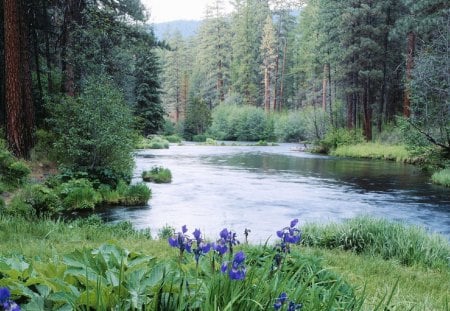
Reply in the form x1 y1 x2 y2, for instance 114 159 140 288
99 144 450 242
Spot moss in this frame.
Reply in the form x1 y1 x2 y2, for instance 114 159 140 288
431 168 450 187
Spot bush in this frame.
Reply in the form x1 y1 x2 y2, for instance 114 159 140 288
0 141 30 189
320 128 365 153
17 184 62 215
56 178 101 210
3 196 36 218
47 76 136 186
30 129 58 162
142 166 172 183
274 112 306 142
192 134 207 142
209 104 272 141
164 134 182 143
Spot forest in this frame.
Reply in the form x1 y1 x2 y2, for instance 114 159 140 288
0 0 449 310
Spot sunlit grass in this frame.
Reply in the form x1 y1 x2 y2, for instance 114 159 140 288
432 168 450 187
331 143 413 162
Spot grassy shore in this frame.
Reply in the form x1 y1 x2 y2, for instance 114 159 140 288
432 168 450 187
331 143 413 162
0 215 448 310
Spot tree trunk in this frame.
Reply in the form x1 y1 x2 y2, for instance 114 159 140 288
264 67 271 113
4 0 26 157
322 63 328 111
279 39 287 112
403 31 415 118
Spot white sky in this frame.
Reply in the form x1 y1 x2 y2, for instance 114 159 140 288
142 0 232 23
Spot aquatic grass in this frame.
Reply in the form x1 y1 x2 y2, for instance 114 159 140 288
301 216 450 269
142 166 172 183
431 168 450 187
136 136 169 149
331 143 413 162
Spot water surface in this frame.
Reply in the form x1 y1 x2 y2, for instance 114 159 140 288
99 143 450 243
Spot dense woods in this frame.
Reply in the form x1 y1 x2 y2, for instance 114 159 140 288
159 0 449 157
0 0 449 170
0 0 163 159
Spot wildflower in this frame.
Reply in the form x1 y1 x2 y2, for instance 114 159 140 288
221 251 246 280
273 292 302 311
191 228 211 265
275 218 301 254
0 287 20 311
168 225 193 256
214 228 240 256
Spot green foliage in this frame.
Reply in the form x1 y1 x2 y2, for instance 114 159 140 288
3 196 36 218
0 141 31 189
320 128 365 153
157 224 175 239
56 179 101 210
274 112 306 142
142 166 172 183
15 184 62 216
209 104 272 141
184 97 212 140
431 168 450 187
302 216 450 269
30 129 58 162
192 134 207 142
164 134 182 143
47 76 136 186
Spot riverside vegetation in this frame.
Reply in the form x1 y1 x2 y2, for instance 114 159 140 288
0 215 448 310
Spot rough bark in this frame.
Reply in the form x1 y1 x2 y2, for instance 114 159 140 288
4 0 25 156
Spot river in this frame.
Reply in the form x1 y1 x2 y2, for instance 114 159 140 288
99 143 450 243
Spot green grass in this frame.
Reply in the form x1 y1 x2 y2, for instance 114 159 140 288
432 168 450 187
0 215 448 310
331 143 413 162
142 166 172 183
136 136 170 149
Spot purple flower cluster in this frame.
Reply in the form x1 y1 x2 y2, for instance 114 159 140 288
0 288 20 311
168 225 193 254
274 292 302 311
192 228 211 265
221 251 246 280
276 219 302 253
214 228 240 256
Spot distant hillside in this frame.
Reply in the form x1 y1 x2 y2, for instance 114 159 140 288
153 20 201 39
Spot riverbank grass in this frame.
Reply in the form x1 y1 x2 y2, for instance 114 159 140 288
0 215 448 310
331 143 412 162
142 166 172 183
432 168 450 187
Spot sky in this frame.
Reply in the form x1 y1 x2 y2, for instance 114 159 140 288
141 0 232 23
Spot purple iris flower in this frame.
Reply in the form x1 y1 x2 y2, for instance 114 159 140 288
0 288 10 302
276 219 302 253
0 287 20 311
168 225 193 255
221 251 246 280
215 228 240 256
274 292 302 310
191 228 211 265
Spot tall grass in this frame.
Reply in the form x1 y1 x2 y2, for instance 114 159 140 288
432 168 450 187
331 143 413 162
302 216 450 269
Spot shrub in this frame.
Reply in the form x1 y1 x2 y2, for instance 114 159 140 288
431 168 450 187
274 112 306 142
164 134 182 143
3 196 35 218
16 184 62 215
0 197 4 210
142 166 172 183
56 178 101 210
192 134 207 142
0 141 30 189
205 138 218 145
97 184 121 205
47 75 135 186
30 129 58 162
320 128 365 153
